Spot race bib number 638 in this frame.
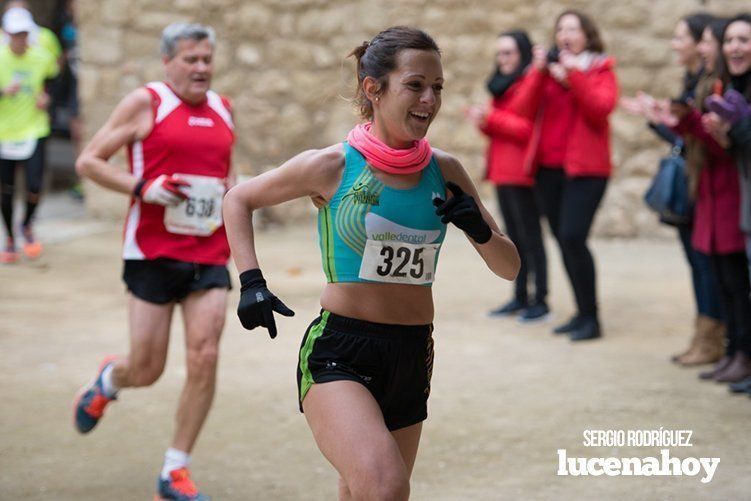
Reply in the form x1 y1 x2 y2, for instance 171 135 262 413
164 174 225 236
358 240 439 285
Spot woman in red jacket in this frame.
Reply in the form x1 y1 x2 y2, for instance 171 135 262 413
672 102 750 382
467 30 550 321
687 14 751 383
532 10 618 341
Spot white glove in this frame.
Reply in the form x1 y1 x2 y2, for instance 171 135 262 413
135 174 190 206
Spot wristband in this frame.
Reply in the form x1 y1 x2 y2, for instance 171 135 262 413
133 179 147 198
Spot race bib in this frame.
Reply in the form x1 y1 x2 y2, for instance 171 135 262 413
164 174 224 236
359 240 439 285
0 138 37 160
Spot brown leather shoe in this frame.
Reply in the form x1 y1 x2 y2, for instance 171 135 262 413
677 316 725 366
671 317 699 363
698 355 732 380
714 352 751 383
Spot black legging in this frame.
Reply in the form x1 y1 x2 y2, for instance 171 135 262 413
0 138 46 241
536 167 608 318
496 185 548 304
711 252 751 357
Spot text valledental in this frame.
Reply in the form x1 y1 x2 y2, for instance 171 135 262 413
557 449 720 483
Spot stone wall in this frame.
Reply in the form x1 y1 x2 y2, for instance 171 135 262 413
77 0 748 236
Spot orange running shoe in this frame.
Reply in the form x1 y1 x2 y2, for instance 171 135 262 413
155 468 208 501
21 225 42 259
1 238 17 264
73 356 118 433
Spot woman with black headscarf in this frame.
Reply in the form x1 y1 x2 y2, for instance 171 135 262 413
467 30 550 322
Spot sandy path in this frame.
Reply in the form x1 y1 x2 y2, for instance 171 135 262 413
1 222 748 500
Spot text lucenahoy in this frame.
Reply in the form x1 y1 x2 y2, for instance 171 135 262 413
556 449 720 483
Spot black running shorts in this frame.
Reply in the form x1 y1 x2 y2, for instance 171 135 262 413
122 258 231 305
297 310 435 431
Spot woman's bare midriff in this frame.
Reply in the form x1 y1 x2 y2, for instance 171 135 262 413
320 282 434 325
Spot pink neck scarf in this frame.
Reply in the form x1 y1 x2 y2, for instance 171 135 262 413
346 122 432 175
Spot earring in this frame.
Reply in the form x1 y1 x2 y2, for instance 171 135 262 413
375 97 380 102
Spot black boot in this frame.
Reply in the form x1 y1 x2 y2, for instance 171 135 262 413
714 352 751 383
728 376 751 394
570 316 601 342
699 355 732 380
552 315 583 334
488 298 527 317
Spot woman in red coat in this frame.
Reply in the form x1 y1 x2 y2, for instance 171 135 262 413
531 10 618 341
671 105 750 382
681 14 751 383
467 30 550 322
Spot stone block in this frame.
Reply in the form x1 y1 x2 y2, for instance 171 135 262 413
173 0 203 10
296 7 349 38
323 103 358 145
77 67 100 104
132 12 192 33
76 0 99 25
212 43 233 74
96 68 125 100
124 33 160 62
612 34 672 66
100 0 131 24
611 114 653 148
236 44 263 67
290 71 341 107
619 148 664 178
80 26 123 64
617 66 659 94
212 72 249 100
605 3 650 29
224 4 273 33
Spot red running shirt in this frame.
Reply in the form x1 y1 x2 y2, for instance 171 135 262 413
123 81 234 265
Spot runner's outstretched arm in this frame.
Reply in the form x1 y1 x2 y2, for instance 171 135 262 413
223 145 343 273
434 149 520 281
223 145 343 336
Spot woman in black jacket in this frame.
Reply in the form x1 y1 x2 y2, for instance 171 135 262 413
622 13 725 366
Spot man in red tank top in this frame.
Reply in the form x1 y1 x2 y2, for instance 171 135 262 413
73 23 234 501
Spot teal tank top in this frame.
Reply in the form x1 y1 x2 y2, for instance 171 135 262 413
318 142 447 286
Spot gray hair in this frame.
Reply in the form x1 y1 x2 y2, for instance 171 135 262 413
160 22 215 59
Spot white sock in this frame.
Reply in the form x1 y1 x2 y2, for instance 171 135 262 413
100 364 120 398
161 448 190 480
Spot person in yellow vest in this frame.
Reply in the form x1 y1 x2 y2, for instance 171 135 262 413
1 1 63 64
0 7 58 263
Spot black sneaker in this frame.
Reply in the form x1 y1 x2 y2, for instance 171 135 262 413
728 377 751 394
570 317 602 341
552 315 584 334
518 302 551 323
488 298 528 317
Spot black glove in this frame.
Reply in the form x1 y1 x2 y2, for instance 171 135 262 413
237 268 295 338
433 181 492 244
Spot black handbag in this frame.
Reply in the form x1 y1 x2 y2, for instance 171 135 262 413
644 139 692 225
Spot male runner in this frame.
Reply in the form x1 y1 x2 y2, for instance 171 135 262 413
0 6 58 263
73 23 234 501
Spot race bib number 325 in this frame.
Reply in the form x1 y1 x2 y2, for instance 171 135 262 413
358 240 439 285
164 174 224 236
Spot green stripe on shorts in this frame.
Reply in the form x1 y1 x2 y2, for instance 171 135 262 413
299 310 330 403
